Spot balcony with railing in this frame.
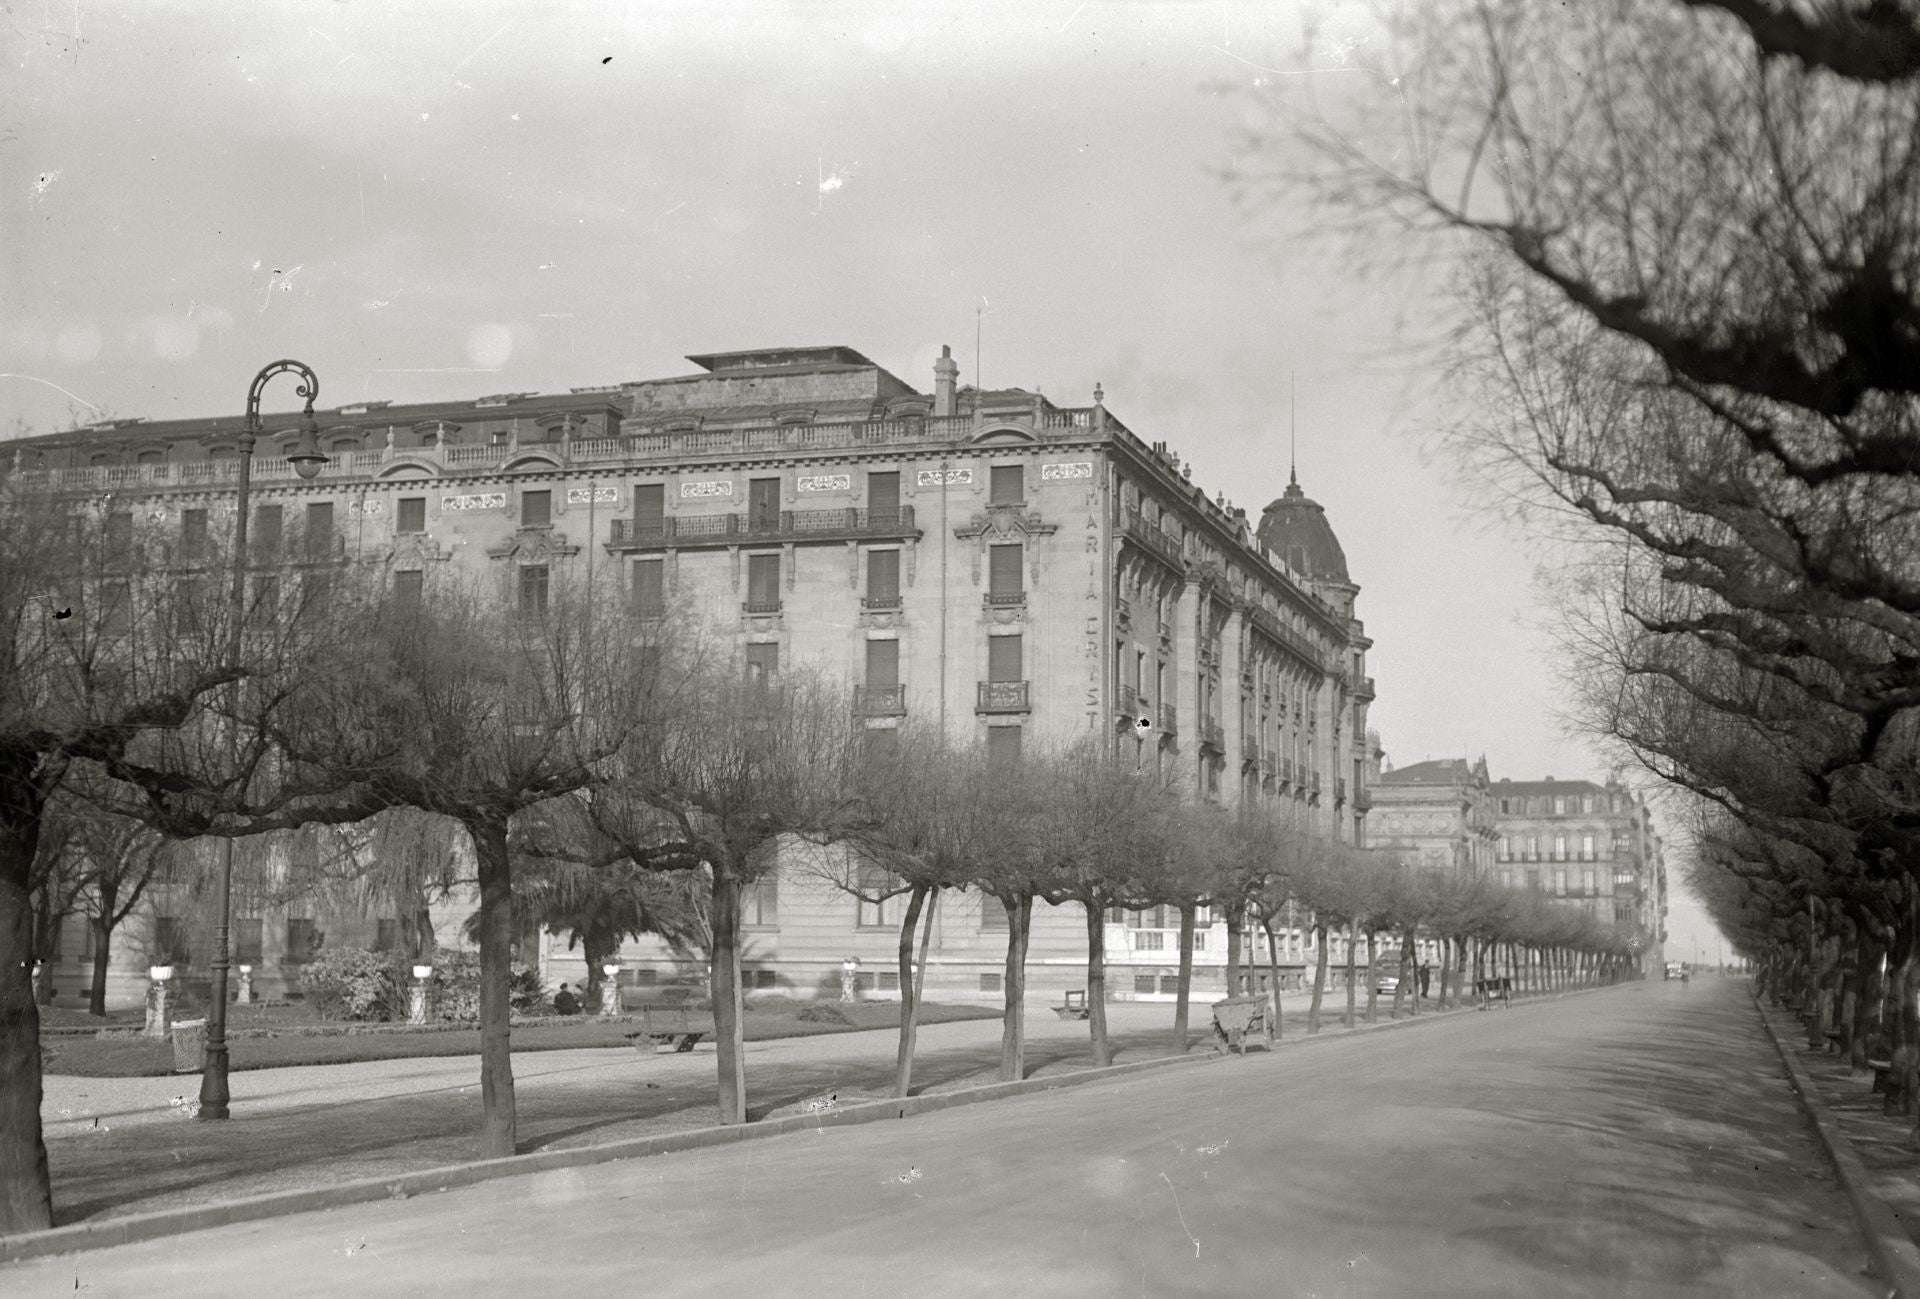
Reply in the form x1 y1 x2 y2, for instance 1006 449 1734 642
1246 604 1329 672
983 590 1026 608
1122 508 1184 570
1335 776 1347 802
1355 786 1373 811
1157 702 1178 736
853 684 907 716
860 594 902 610
610 505 917 550
977 680 1030 714
1354 675 1377 701
1197 717 1224 754
741 599 783 616
1241 734 1260 765
1310 772 1322 795
1117 684 1141 718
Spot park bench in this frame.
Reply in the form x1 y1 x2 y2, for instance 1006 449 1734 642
1473 977 1512 1010
1210 995 1275 1055
624 1005 715 1054
1870 1058 1906 1106
1054 989 1090 1021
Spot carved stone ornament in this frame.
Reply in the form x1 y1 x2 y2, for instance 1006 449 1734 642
486 529 581 563
387 533 453 568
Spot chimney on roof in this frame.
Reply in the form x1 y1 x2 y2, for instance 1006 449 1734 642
933 345 959 418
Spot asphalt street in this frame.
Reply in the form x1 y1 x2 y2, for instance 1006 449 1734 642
9 978 1880 1297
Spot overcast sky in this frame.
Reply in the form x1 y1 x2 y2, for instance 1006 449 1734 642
0 0 1721 957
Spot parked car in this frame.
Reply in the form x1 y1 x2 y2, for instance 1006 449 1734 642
1374 973 1401 995
1664 962 1686 981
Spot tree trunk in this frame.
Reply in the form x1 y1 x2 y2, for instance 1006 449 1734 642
1343 920 1358 1028
1225 900 1245 999
1263 915 1282 1041
0 804 52 1233
1839 919 1863 1064
999 894 1031 1082
1308 922 1329 1034
1365 929 1379 1023
1392 930 1412 1018
1438 934 1454 1010
1856 928 1884 1073
1085 898 1111 1068
710 866 747 1123
1172 901 1195 1056
470 817 518 1157
893 883 929 1098
88 913 113 1017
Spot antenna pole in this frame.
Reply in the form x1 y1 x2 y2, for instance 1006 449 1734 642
1290 371 1298 486
976 306 982 391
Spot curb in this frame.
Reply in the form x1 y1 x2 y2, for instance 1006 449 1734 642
1756 994 1920 1299
2 981 1622 1264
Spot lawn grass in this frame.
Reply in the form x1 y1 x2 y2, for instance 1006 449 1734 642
41 1001 1002 1077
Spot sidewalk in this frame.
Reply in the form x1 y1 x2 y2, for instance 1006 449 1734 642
36 986 1473 1226
1758 1000 1920 1255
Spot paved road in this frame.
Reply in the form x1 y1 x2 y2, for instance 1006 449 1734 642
10 979 1879 1297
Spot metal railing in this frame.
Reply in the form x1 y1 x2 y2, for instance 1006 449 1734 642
1122 508 1183 569
1157 702 1178 735
1199 717 1224 752
853 684 906 716
977 680 1030 713
1117 684 1140 716
984 590 1026 607
741 600 782 615
610 505 916 547
860 594 902 610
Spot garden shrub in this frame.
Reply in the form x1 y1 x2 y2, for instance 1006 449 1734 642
299 946 408 1021
794 1002 850 1025
423 951 552 1021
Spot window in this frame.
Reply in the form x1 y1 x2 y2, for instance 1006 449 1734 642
394 570 424 608
286 918 319 963
521 490 552 527
181 508 208 562
304 502 334 559
633 559 664 616
878 970 900 993
330 436 360 454
745 641 779 682
866 549 900 606
518 565 550 616
980 972 1002 993
1526 836 1539 861
1582 869 1596 895
868 471 900 524
980 897 1008 930
865 637 899 690
749 477 780 530
742 878 778 927
1135 931 1165 951
988 543 1024 600
374 920 400 952
1499 798 1510 814
987 724 1022 769
253 504 283 560
746 553 780 611
1554 869 1567 896
1135 975 1158 994
101 582 131 637
988 634 1022 683
857 864 894 928
750 969 777 990
105 512 133 565
251 574 281 619
1582 834 1595 861
155 917 190 966
397 497 426 533
234 918 263 966
990 464 1024 504
633 483 664 536
1553 796 1566 815
1159 975 1184 996
1553 835 1567 861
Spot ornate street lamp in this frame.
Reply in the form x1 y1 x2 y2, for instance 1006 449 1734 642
199 360 328 1121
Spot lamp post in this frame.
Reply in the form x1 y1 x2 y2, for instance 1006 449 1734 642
599 963 622 1018
410 965 434 1025
199 360 329 1121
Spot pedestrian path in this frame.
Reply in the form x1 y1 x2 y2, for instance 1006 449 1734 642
1756 998 1920 1255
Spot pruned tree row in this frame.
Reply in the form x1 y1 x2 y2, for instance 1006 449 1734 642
1243 0 1920 1140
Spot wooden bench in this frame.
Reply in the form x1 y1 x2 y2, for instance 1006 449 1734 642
1870 1058 1901 1101
1053 990 1090 1021
624 1005 715 1053
1210 995 1275 1055
1473 977 1512 1010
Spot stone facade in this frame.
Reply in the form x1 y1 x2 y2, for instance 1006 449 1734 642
13 345 1378 1006
1369 756 1500 878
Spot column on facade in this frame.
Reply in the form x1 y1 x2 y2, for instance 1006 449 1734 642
1172 575 1203 799
1220 602 1247 809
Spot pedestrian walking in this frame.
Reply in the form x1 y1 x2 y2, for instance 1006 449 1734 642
1418 962 1432 999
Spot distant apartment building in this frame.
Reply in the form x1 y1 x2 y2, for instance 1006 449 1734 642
1368 756 1500 878
12 344 1378 1006
1490 776 1668 972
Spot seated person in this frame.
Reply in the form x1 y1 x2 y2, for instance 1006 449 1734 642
552 982 580 1016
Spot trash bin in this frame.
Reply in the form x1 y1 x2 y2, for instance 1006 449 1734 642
171 1019 208 1074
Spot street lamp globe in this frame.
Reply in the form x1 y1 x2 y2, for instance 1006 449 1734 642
287 411 329 480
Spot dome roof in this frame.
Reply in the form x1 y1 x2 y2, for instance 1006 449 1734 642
1256 472 1350 584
